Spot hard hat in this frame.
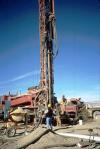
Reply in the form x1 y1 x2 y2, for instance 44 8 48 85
48 104 51 108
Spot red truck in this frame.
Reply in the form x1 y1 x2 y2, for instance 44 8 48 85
60 97 85 121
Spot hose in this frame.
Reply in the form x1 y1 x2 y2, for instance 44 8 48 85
31 116 42 131
17 128 50 149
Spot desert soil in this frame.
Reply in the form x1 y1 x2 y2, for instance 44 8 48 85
0 119 100 149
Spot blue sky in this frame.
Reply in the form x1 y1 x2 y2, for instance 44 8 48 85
0 0 100 101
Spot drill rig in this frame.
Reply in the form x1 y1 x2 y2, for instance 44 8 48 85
39 0 57 106
0 0 57 126
28 0 57 108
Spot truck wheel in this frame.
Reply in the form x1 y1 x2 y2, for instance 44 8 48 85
6 127 16 137
93 111 100 119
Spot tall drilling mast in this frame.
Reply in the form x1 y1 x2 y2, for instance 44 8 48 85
38 0 56 105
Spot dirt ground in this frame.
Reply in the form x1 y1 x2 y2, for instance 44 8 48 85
0 119 100 149
26 119 100 149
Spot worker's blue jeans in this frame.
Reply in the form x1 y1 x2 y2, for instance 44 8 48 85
46 117 52 129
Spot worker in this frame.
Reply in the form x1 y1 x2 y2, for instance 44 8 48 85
60 95 67 114
45 104 54 130
55 103 61 126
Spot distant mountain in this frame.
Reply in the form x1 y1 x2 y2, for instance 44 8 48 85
85 100 100 104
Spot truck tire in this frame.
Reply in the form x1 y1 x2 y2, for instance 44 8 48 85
93 111 100 119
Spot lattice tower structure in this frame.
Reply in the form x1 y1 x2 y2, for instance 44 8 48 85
38 0 56 105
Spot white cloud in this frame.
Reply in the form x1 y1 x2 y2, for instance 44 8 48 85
0 70 40 86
